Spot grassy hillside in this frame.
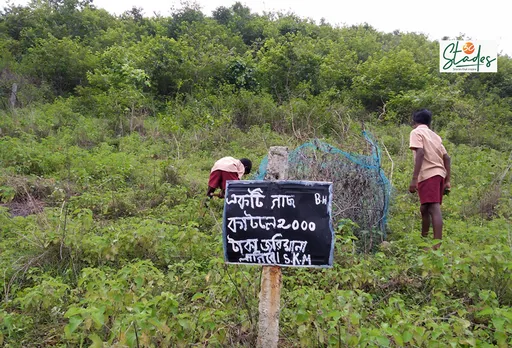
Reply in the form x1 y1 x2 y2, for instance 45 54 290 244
1 1 512 347
1 113 511 347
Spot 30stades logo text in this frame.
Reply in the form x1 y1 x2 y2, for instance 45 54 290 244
440 41 497 73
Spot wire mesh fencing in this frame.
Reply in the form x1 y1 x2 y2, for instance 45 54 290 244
254 132 391 252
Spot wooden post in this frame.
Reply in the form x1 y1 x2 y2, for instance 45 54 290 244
257 146 288 348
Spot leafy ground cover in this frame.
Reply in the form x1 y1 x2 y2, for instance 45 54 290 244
1 1 511 346
0 114 511 347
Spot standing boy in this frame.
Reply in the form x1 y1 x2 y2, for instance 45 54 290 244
206 157 252 198
409 109 451 249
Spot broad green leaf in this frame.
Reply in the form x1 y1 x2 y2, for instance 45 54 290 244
477 308 494 316
492 317 505 332
459 338 476 347
91 309 105 328
392 332 403 346
64 316 83 338
88 333 103 348
178 319 191 330
191 292 205 301
64 307 83 318
375 336 390 346
494 331 507 347
402 330 413 343
500 310 512 321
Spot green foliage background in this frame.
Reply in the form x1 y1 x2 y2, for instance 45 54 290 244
0 1 511 346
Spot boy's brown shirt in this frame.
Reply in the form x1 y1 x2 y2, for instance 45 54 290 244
409 125 448 183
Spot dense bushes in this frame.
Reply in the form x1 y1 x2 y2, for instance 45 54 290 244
1 0 511 148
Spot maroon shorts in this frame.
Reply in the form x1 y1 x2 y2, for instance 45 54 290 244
208 170 239 191
418 175 444 205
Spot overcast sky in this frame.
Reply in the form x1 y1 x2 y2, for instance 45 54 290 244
3 0 511 56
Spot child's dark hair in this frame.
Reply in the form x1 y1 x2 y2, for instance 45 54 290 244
240 158 252 174
413 109 432 126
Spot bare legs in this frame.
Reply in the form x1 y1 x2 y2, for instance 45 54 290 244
420 204 430 237
420 203 442 249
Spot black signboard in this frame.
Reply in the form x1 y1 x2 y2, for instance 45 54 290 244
222 180 334 268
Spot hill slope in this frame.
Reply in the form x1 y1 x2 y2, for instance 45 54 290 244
1 1 511 346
